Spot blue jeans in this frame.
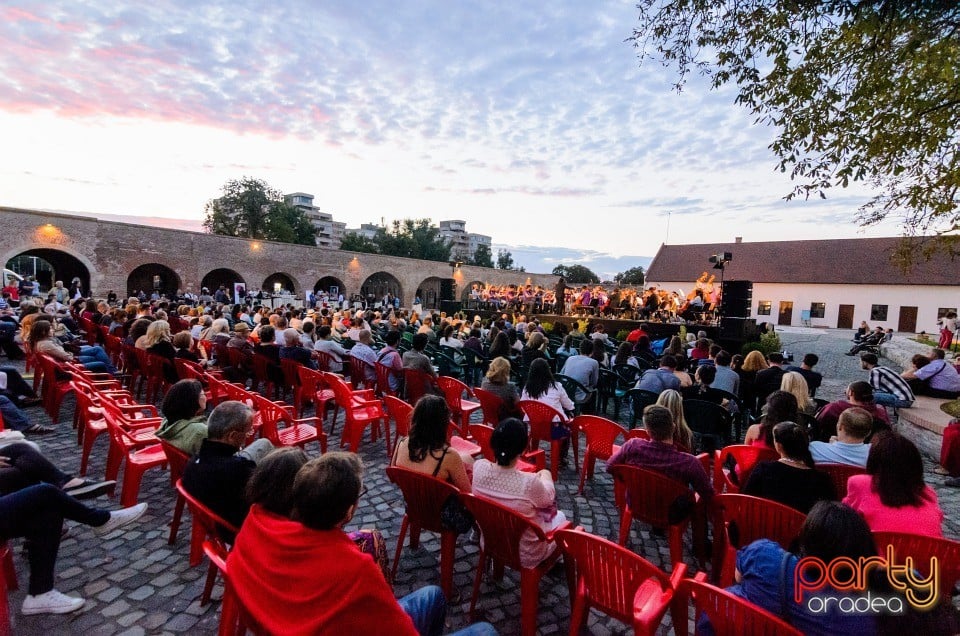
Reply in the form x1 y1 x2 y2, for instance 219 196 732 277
873 391 913 409
397 585 497 636
0 394 30 431
78 345 117 374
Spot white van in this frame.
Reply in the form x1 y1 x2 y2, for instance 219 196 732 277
2 269 22 284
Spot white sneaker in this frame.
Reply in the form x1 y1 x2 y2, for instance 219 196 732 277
22 589 85 615
92 503 148 536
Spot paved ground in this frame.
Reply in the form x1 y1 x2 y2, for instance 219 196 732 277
4 326 958 635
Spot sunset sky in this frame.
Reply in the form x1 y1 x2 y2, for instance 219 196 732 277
1 1 903 276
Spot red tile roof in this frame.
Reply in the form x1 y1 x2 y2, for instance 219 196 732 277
646 238 960 286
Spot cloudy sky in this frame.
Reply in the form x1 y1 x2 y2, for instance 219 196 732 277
1 1 902 277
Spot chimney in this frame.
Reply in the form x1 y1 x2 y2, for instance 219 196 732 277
735 237 743 243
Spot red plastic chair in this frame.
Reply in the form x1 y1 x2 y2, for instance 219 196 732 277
295 366 336 426
674 575 803 636
375 360 401 398
713 445 780 494
1 541 17 636
100 397 167 507
459 492 575 636
36 353 76 424
278 358 302 406
383 395 413 455
517 400 573 481
202 540 243 636
250 354 280 399
554 529 687 636
252 395 326 453
325 373 384 452
711 494 806 586
313 349 338 373
467 423 544 473
817 462 866 499
575 415 627 494
609 464 705 571
386 466 461 597
472 387 506 426
175 480 240 605
160 440 192 545
72 380 129 476
873 531 960 601
348 356 376 391
403 367 438 405
437 376 482 437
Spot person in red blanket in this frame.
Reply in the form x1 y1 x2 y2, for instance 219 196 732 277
227 452 495 636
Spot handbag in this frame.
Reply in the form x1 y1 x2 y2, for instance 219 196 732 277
432 447 474 534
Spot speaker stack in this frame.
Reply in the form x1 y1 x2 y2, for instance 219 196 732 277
722 280 753 319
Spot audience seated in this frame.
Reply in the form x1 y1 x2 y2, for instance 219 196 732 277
711 351 739 396
784 353 822 396
816 381 888 441
313 325 347 373
635 354 682 394
859 352 914 408
741 422 835 514
390 395 472 493
681 365 727 404
753 352 787 405
279 328 317 370
901 348 960 399
654 389 694 452
843 433 944 537
349 329 379 385
156 379 209 455
780 371 816 415
0 441 114 499
376 330 404 393
559 339 599 402
743 391 799 449
845 326 885 356
809 407 872 467
471 418 567 568
479 357 522 419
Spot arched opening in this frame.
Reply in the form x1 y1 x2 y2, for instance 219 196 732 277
5 248 91 296
263 273 296 295
127 263 181 299
416 276 455 310
201 269 245 298
461 280 486 302
314 276 345 298
360 272 402 306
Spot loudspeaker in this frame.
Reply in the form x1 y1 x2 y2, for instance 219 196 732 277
720 317 759 342
722 280 753 318
440 300 462 314
439 279 455 301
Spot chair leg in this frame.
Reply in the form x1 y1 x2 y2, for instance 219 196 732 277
568 590 589 636
104 443 123 487
169 492 186 545
519 569 542 636
549 440 560 481
120 463 145 508
577 452 594 494
618 511 632 547
468 551 487 621
668 526 684 572
390 516 409 584
188 515 204 568
201 561 218 605
439 531 456 600
80 428 102 477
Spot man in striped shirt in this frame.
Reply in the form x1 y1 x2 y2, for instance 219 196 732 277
860 352 914 408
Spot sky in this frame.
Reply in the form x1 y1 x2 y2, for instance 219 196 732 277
0 1 904 278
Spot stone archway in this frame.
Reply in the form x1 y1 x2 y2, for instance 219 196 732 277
416 276 455 310
461 280 485 302
314 275 346 298
201 268 245 297
127 263 181 299
263 272 296 295
360 272 402 306
5 248 92 296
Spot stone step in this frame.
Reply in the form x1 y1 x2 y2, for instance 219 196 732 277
895 395 954 462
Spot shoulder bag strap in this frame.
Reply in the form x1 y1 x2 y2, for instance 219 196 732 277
431 447 449 477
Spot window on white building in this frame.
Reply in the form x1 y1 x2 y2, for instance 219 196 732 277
810 302 825 318
938 307 957 318
757 301 772 315
871 304 888 321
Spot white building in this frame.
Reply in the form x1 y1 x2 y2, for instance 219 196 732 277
438 219 491 262
284 192 346 249
344 223 381 241
646 237 959 333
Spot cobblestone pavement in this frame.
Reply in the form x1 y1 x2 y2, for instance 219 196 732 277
5 327 958 634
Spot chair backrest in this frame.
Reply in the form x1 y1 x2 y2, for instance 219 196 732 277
517 399 566 440
556 373 594 405
251 354 275 384
472 387 505 426
279 358 302 391
174 358 204 383
159 439 192 486
573 414 626 459
374 360 398 397
386 466 460 534
714 445 780 493
816 463 866 499
677 577 803 636
403 367 435 405
296 365 325 396
436 375 470 413
713 494 806 552
608 464 693 528
314 350 335 372
626 388 660 413
459 492 548 571
175 479 240 539
384 395 414 440
348 356 376 391
872 531 960 597
613 364 641 387
468 423 496 462
681 399 732 453
554 528 673 626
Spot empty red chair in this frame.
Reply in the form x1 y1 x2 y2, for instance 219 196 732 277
460 492 574 636
1 541 17 636
575 415 627 494
386 466 461 598
517 400 573 481
71 380 129 476
554 528 687 636
278 358 302 407
160 440 192 545
437 376 481 437
175 480 239 605
384 395 414 454
468 423 544 473
295 366 336 426
609 464 705 571
35 353 76 424
472 387 507 426
675 575 802 636
252 396 326 453
325 373 384 452
713 445 780 494
817 462 866 499
100 398 167 507
711 494 806 586
873 531 960 601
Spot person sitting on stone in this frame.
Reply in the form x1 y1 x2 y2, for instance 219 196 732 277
859 352 914 408
809 407 873 468
181 401 274 531
901 348 960 399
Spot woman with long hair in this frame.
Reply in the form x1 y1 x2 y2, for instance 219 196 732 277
738 349 768 410
655 389 693 452
390 395 472 493
156 379 208 454
780 371 816 415
743 390 798 448
742 421 835 513
30 319 117 375
844 433 944 537
521 358 574 421
612 341 638 368
487 331 512 360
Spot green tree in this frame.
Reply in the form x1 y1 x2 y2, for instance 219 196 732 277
496 249 516 270
615 266 646 285
203 177 317 246
629 1 960 246
468 243 494 268
339 232 380 254
339 219 452 262
552 264 600 284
